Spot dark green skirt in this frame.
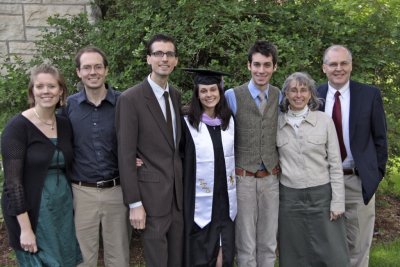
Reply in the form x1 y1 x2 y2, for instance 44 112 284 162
278 183 349 267
16 157 82 267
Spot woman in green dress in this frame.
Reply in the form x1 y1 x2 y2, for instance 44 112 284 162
1 64 82 266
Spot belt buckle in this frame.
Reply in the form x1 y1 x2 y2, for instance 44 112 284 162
96 180 106 188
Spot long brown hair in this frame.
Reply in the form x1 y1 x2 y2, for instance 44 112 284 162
184 83 231 131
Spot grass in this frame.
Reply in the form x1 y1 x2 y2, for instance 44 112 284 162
370 238 400 267
0 168 399 267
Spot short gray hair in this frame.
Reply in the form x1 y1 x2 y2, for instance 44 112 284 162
323 45 352 64
280 72 322 112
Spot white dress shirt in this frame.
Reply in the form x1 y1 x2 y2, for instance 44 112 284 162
324 81 355 169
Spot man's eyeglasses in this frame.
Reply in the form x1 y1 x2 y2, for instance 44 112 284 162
325 61 351 69
151 51 176 58
80 64 105 73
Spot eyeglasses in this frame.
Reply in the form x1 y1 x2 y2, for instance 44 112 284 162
325 61 351 69
151 51 176 58
80 64 105 73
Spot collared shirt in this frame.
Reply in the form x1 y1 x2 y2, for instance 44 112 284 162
277 110 345 212
324 81 354 169
225 79 270 116
66 85 120 183
147 75 177 144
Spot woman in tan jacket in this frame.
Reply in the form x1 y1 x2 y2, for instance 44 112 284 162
277 72 349 267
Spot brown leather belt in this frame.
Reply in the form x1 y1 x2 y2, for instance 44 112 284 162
235 167 280 178
343 168 358 176
72 177 120 188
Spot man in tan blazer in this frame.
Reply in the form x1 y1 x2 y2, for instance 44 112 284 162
116 33 183 267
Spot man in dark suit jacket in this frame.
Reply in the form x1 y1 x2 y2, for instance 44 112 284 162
317 45 388 267
116 33 183 267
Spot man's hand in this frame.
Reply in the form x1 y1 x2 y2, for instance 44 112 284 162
130 206 146 229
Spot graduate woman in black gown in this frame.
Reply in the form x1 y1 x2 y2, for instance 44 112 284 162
181 69 237 267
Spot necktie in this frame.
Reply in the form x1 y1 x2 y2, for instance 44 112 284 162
332 91 347 161
163 91 173 141
258 92 267 115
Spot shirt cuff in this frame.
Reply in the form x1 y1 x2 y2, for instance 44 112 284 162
129 201 143 209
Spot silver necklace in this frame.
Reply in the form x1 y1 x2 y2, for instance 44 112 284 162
33 108 55 130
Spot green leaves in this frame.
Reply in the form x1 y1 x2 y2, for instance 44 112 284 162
1 0 399 176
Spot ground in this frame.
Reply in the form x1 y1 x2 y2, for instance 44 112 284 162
0 193 399 266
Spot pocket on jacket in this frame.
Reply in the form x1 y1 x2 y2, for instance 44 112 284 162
306 135 326 145
137 169 160 183
276 136 289 147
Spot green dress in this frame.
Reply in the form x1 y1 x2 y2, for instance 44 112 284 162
15 139 82 267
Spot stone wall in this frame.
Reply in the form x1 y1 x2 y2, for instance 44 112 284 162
0 0 97 63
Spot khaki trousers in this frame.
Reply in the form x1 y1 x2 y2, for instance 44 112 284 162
235 174 279 267
72 184 131 267
344 174 375 267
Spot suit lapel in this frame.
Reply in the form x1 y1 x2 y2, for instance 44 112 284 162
143 80 175 148
169 87 181 148
318 84 329 111
349 80 361 142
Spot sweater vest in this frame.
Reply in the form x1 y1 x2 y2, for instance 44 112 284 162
233 83 279 172
184 117 237 228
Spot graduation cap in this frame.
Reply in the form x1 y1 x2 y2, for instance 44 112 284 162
182 68 231 86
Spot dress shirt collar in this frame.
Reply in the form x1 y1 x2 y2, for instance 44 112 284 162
76 83 117 106
147 74 170 99
328 81 350 98
248 79 270 100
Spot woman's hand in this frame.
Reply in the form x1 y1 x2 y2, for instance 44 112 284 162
330 210 344 221
136 158 144 167
20 228 38 253
17 212 38 253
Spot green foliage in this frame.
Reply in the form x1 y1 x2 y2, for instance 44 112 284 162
33 13 95 93
379 173 400 197
0 57 30 128
1 0 399 176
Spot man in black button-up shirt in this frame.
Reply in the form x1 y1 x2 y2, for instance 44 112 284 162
66 46 130 267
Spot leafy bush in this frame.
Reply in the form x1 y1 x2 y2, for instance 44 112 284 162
0 0 399 176
0 57 30 127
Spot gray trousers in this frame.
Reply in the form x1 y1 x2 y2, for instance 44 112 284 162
235 174 279 267
344 174 375 267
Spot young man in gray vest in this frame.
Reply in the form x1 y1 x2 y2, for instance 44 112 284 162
225 40 280 267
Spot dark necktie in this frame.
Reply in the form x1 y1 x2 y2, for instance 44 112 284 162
163 91 173 141
332 91 347 161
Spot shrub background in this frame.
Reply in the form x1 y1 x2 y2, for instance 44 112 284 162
1 0 399 175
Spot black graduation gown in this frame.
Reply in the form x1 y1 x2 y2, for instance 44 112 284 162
181 120 235 267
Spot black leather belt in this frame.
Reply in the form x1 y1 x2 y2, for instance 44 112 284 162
72 177 120 188
343 168 358 176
